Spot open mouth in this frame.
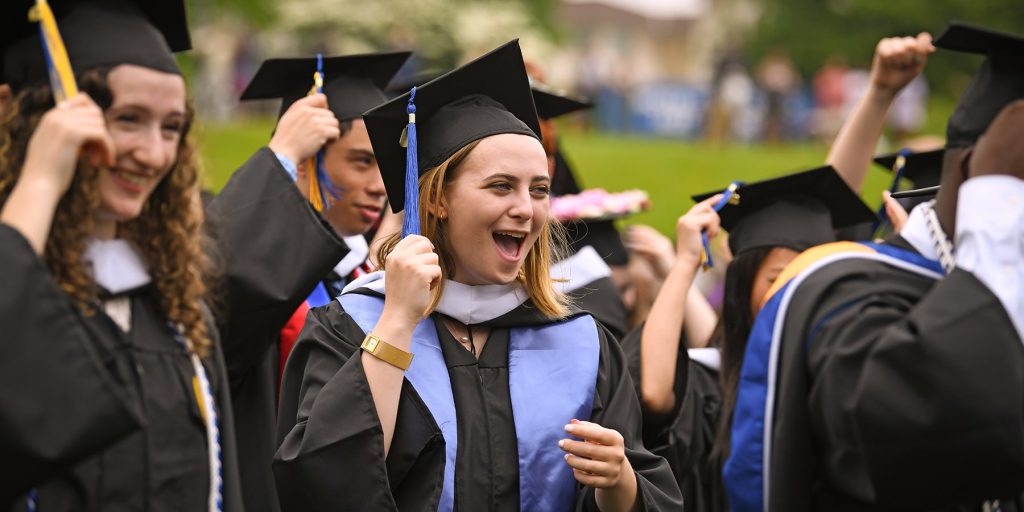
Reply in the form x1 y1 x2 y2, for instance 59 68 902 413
114 169 149 186
492 230 526 261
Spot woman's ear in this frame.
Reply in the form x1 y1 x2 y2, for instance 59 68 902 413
430 194 449 220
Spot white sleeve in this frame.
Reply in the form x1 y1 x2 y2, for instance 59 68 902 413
954 175 1024 341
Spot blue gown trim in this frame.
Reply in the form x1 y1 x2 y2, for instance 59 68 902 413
723 242 943 512
338 293 600 511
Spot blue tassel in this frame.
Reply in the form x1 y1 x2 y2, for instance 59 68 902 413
402 86 421 237
872 147 912 233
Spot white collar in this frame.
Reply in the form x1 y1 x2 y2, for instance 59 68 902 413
84 238 151 294
898 200 942 261
688 347 721 371
342 270 529 325
333 234 370 277
551 245 612 294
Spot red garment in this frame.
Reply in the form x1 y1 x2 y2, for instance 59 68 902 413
279 300 310 391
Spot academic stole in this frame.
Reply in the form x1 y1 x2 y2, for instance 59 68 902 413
339 292 600 511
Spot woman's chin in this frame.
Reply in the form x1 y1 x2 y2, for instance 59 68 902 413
99 199 145 223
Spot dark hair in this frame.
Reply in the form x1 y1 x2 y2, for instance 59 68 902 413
709 246 773 470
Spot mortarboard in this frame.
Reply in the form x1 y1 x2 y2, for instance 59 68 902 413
240 51 412 122
873 148 945 188
935 22 1024 148
531 83 593 120
692 165 877 257
363 39 541 236
2 0 190 91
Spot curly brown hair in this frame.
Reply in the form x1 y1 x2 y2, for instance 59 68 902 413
0 68 213 357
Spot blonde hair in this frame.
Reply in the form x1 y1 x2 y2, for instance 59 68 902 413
375 139 570 319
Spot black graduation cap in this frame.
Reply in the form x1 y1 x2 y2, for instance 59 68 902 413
935 22 1024 148
2 0 190 91
531 83 593 120
873 148 944 188
384 67 444 100
692 166 877 256
240 51 412 122
363 39 541 223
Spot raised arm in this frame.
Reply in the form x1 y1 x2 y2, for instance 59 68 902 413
638 196 721 414
826 33 933 192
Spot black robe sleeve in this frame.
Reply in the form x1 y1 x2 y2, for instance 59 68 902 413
577 324 685 511
0 225 142 505
206 147 349 512
620 324 725 512
274 301 445 511
205 146 348 382
568 276 629 342
784 260 1024 510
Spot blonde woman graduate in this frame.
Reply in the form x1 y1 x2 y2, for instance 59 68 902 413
274 40 682 511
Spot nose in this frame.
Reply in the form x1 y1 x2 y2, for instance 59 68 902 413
507 187 534 223
130 124 173 172
366 165 387 197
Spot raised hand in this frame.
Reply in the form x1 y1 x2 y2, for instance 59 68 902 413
675 194 723 270
381 235 442 326
268 93 340 166
870 33 934 99
21 93 115 196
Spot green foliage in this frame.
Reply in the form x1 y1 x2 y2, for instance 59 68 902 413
747 0 1024 98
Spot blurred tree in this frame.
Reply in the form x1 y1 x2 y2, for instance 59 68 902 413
747 0 1024 99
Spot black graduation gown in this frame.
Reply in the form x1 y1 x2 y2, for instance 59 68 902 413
568 275 629 342
207 147 348 512
621 325 727 512
0 225 244 512
763 235 1024 511
273 294 683 511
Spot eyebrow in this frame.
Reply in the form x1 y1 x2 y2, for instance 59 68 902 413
347 148 375 159
483 173 550 183
109 102 186 118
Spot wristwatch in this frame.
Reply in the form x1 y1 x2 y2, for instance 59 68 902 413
361 333 414 370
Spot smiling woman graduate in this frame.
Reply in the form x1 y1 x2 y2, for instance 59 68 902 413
273 40 682 511
0 0 347 510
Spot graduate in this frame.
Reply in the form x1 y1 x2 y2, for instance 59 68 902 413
231 51 410 512
724 23 1024 511
0 0 345 509
617 165 875 511
273 40 682 511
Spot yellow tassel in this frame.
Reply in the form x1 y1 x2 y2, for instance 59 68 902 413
192 376 209 423
308 156 323 212
28 0 78 102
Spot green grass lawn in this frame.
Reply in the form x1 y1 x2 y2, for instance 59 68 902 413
196 118 896 236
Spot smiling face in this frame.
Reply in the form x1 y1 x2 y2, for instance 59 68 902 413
96 64 186 224
440 133 551 285
321 119 388 236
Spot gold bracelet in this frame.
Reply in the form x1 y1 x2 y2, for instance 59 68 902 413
360 333 414 370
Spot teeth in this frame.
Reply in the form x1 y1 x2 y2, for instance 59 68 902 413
116 170 148 186
495 231 525 239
